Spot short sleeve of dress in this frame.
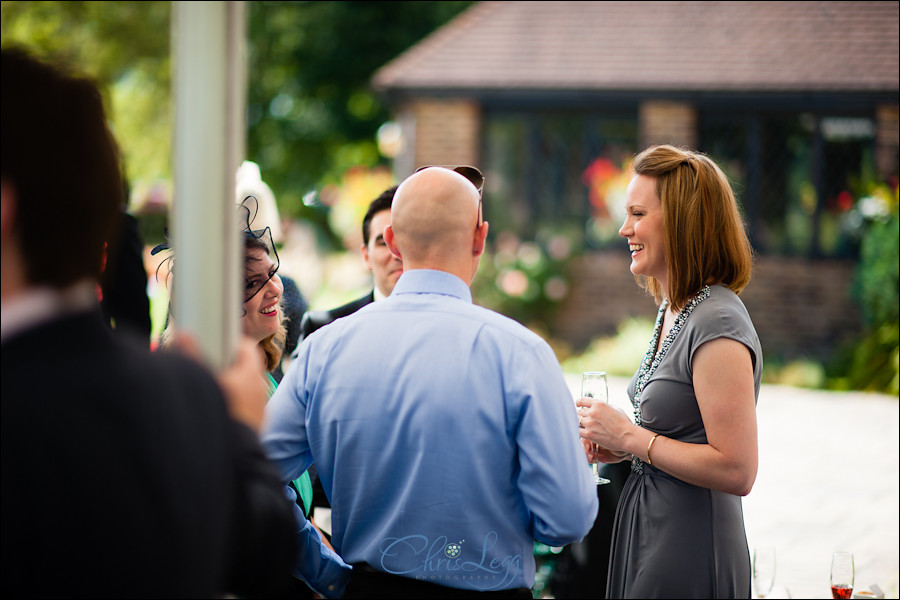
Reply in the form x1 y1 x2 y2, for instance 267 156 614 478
683 285 763 393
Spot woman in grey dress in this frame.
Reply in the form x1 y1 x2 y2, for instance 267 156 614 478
576 145 762 599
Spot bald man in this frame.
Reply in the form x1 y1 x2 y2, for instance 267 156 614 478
262 167 598 598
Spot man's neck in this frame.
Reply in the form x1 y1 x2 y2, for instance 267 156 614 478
1 280 96 343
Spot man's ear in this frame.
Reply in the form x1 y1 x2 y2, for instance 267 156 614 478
1 179 17 245
473 220 489 257
360 242 372 271
383 225 402 259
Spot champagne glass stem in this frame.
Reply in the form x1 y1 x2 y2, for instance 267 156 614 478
582 371 611 485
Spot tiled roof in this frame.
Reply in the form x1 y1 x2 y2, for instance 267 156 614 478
372 1 900 93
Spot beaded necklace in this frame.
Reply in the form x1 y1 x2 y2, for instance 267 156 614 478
631 285 711 473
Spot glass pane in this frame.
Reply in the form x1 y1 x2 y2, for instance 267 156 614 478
483 110 637 249
700 112 876 258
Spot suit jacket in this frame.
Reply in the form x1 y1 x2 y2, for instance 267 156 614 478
100 209 152 346
1 308 297 598
273 274 308 383
296 290 374 347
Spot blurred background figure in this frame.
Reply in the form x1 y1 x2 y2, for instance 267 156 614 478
548 459 632 598
298 185 400 344
99 176 152 347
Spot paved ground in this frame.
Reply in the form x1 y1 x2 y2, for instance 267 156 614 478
563 373 900 599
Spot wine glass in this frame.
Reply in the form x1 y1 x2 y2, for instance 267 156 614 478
830 551 854 599
581 371 611 485
752 545 776 598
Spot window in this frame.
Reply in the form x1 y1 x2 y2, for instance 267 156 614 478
701 112 877 258
482 109 638 249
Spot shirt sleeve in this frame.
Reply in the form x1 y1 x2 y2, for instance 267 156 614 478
510 342 599 546
261 341 316 483
261 344 352 597
283 485 352 598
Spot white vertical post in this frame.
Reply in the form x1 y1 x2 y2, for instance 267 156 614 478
171 1 246 370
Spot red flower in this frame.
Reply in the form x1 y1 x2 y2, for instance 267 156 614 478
836 191 854 212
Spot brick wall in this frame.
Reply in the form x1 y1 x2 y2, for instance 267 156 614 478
739 256 862 362
551 251 862 362
876 104 900 180
639 101 699 149
406 98 482 168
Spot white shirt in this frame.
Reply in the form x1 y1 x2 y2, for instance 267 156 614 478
1 280 96 343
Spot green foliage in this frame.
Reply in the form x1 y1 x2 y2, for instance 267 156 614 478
472 228 581 332
1 1 172 186
856 213 900 327
762 357 827 389
2 0 474 229
246 1 475 234
828 180 900 394
560 318 654 378
830 322 900 394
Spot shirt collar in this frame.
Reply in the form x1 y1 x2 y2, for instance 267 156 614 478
1 280 97 343
390 269 472 304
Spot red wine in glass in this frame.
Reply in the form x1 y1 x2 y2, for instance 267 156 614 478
831 584 852 599
830 551 854 600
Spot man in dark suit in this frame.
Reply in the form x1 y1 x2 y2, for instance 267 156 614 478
297 186 401 342
1 47 296 598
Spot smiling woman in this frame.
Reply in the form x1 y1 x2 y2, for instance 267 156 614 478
154 196 333 594
576 144 762 599
156 196 287 376
239 223 285 374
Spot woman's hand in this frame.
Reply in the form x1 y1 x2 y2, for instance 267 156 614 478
575 396 635 454
582 439 630 464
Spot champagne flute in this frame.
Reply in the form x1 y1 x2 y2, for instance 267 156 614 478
830 551 854 599
581 371 611 485
752 545 776 598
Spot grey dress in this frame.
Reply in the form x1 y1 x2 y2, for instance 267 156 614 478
606 285 762 599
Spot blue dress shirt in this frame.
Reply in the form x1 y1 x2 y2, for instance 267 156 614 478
262 269 598 592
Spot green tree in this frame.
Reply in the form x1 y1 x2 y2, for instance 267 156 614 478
1 1 172 186
245 1 474 246
2 0 474 240
829 181 900 394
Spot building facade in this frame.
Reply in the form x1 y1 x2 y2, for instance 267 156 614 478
373 1 900 361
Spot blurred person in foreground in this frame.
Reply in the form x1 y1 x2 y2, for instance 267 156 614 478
262 166 598 598
576 144 762 598
297 185 401 345
1 47 296 597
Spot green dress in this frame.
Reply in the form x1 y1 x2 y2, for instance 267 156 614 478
267 372 313 515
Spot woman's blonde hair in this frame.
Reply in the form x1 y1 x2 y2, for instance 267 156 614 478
632 144 754 311
259 310 286 373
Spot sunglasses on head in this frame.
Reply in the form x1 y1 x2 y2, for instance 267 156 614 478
415 165 484 196
414 165 485 225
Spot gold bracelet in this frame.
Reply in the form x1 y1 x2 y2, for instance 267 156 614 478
646 433 660 465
